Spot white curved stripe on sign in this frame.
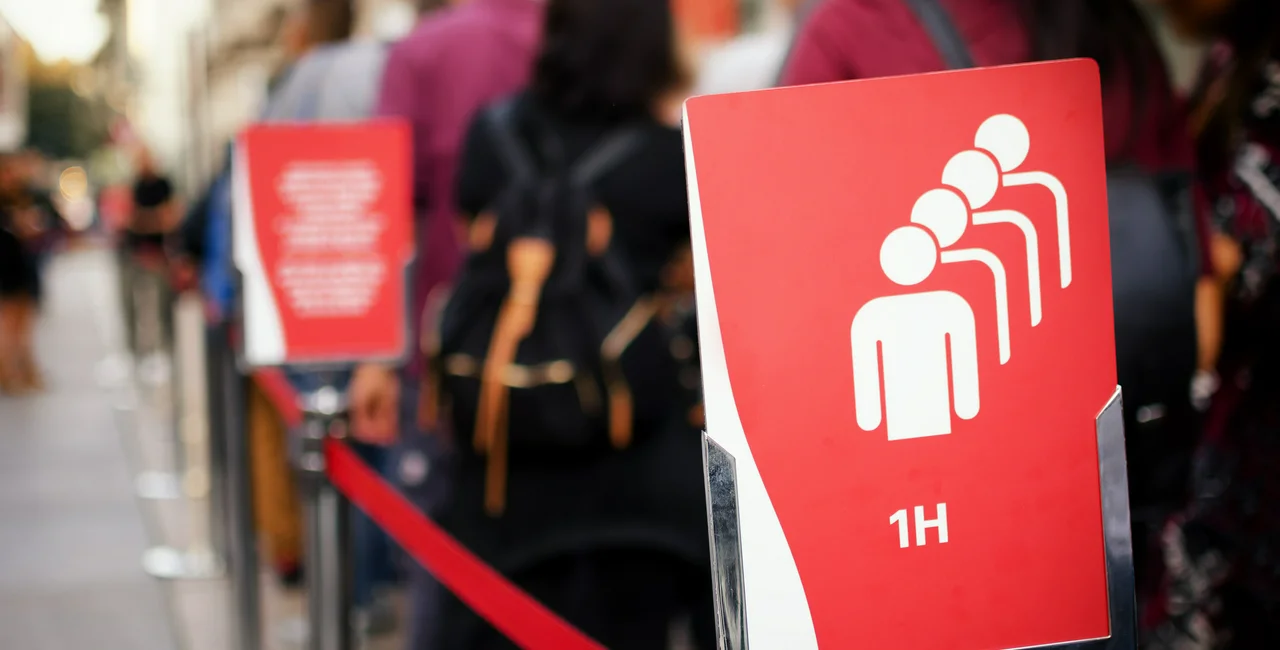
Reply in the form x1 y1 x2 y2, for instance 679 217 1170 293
683 105 820 650
231 142 287 365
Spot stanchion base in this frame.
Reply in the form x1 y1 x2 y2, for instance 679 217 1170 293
273 617 309 647
113 388 139 412
142 546 226 580
135 471 183 500
96 353 134 389
137 352 172 387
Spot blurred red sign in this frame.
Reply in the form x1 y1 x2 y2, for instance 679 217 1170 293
684 59 1119 649
673 0 737 41
233 121 414 367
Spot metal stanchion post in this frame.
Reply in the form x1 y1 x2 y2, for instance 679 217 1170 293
224 328 262 650
135 264 184 501
295 385 355 650
205 323 231 565
142 292 226 580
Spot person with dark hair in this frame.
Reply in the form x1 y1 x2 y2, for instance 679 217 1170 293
1142 1 1280 647
120 146 180 366
420 1 711 648
261 0 362 121
261 0 411 634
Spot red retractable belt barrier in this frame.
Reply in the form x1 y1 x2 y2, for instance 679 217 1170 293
324 439 605 650
250 368 304 428
246 360 600 647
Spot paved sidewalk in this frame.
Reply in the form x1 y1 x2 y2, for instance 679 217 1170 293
0 249 177 650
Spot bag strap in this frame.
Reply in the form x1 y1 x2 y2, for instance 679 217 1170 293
486 99 643 189
571 126 644 188
903 0 975 70
485 99 537 181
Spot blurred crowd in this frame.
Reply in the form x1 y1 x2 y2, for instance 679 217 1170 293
89 0 1280 648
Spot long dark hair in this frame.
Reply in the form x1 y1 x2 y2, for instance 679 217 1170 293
530 0 683 121
1019 1 1162 83
305 0 355 46
1194 0 1280 175
1019 0 1170 158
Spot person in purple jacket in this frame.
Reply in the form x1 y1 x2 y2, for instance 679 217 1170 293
346 0 544 647
349 0 543 444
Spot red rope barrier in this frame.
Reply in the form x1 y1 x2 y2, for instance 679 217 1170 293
324 438 605 650
251 368 304 428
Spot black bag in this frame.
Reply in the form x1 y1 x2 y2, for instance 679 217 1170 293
905 0 1199 438
423 100 680 515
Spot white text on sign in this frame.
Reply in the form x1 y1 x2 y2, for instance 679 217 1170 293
890 503 949 548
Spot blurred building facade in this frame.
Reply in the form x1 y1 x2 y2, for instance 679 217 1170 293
91 0 1203 198
112 0 414 194
0 14 30 152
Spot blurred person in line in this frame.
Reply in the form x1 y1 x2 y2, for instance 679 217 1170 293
14 149 64 276
780 0 1198 631
1142 0 1280 646
258 0 413 634
119 146 180 361
347 0 545 646
262 0 391 123
421 0 713 647
0 154 45 394
235 0 365 595
694 0 812 96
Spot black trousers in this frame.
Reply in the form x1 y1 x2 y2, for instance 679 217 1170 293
436 548 715 650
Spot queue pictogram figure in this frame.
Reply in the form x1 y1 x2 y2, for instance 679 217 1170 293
851 225 981 441
853 113 1073 441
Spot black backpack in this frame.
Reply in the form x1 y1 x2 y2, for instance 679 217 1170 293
422 99 680 516
904 0 1200 440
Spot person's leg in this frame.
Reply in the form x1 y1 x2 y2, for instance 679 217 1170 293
397 377 456 648
15 297 40 391
0 299 19 393
247 380 305 582
158 260 175 354
576 550 683 650
137 263 166 359
457 550 683 650
117 247 139 356
349 441 391 604
684 559 717 650
455 555 579 650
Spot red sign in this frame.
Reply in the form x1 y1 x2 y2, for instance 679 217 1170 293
684 60 1117 648
233 121 414 367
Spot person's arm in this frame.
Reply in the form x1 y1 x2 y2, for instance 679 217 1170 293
850 306 884 432
1191 183 1234 406
347 43 426 446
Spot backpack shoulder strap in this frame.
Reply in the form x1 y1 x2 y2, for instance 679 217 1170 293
571 126 645 188
484 99 537 180
903 0 976 70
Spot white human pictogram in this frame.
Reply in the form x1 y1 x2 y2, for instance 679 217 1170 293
909 188 1012 364
940 149 1043 328
974 114 1072 288
851 225 980 441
